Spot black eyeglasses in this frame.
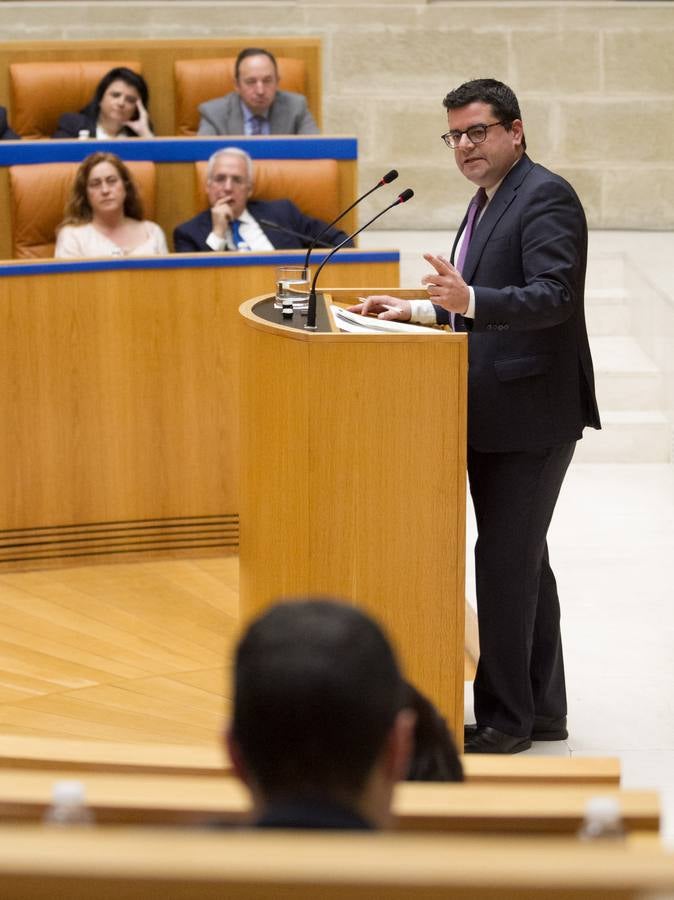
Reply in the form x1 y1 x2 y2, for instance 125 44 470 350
441 122 505 149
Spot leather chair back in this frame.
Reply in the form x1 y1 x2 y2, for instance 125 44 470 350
194 157 340 224
9 160 157 258
10 60 142 139
174 57 307 136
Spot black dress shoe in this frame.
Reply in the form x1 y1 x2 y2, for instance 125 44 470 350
464 726 532 755
464 723 478 741
532 716 568 741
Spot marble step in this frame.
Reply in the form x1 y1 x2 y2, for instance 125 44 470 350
575 410 671 463
585 288 630 337
591 336 664 411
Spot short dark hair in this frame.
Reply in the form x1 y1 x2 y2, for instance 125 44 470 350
402 682 463 783
235 47 278 80
443 78 526 151
231 598 405 802
89 67 150 117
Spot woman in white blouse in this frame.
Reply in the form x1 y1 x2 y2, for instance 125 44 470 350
55 152 167 258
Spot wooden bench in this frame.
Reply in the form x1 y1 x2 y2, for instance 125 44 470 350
0 826 672 899
0 735 621 785
0 769 656 840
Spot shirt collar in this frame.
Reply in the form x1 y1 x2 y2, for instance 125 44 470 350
240 100 268 127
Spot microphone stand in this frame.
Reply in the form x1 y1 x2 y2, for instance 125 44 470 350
305 190 414 330
303 170 398 270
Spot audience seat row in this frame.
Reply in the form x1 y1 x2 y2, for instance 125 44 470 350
8 157 340 257
9 57 308 139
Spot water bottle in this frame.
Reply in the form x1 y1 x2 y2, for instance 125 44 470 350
577 796 625 841
43 779 95 826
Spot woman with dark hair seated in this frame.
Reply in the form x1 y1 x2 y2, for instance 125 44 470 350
403 682 464 782
0 106 19 140
53 67 154 139
55 152 167 258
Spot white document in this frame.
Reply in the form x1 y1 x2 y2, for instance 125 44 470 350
330 305 450 335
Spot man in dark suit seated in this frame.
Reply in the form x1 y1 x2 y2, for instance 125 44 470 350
226 597 415 830
0 106 19 140
173 147 351 253
197 47 318 136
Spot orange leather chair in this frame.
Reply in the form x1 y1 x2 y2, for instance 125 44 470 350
9 160 157 258
174 57 307 136
10 60 142 139
193 157 340 224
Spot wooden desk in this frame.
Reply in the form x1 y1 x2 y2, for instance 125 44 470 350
0 251 398 567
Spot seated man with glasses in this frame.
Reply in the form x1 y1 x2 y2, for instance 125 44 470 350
173 147 351 253
197 47 318 136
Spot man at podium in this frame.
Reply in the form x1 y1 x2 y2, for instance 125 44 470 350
350 78 600 755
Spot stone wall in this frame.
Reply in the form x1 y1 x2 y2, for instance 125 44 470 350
1 0 672 229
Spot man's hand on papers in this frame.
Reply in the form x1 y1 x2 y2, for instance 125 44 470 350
347 295 412 321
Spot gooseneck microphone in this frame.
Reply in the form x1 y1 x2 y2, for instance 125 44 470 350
303 169 399 269
256 218 334 249
305 188 414 330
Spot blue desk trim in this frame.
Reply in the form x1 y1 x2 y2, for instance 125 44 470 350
0 249 399 279
0 137 358 167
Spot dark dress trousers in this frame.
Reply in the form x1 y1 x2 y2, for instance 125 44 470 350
173 198 352 252
0 106 19 140
440 154 600 737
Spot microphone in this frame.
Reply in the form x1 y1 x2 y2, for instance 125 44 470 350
302 169 398 270
256 218 335 249
305 188 414 330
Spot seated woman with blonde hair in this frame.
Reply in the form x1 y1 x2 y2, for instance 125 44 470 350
55 152 167 258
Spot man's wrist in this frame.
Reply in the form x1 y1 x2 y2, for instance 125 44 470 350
206 231 227 252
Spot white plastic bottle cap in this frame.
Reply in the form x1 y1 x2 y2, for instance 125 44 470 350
584 795 621 824
51 779 86 806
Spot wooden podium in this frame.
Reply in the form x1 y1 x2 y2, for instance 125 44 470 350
239 289 467 737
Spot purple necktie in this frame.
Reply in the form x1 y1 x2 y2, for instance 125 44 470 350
249 115 266 135
455 187 488 275
451 187 487 331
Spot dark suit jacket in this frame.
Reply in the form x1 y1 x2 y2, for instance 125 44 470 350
0 106 19 140
443 154 600 453
197 90 318 136
52 107 143 139
255 799 373 830
173 199 352 253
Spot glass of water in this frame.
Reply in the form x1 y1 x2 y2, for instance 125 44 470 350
275 266 311 310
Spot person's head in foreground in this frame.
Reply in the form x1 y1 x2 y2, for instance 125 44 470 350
227 597 415 830
402 681 464 783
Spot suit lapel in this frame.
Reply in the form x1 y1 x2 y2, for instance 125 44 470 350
460 155 534 284
228 96 245 134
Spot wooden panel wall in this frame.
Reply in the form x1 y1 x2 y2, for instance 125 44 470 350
0 254 398 566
